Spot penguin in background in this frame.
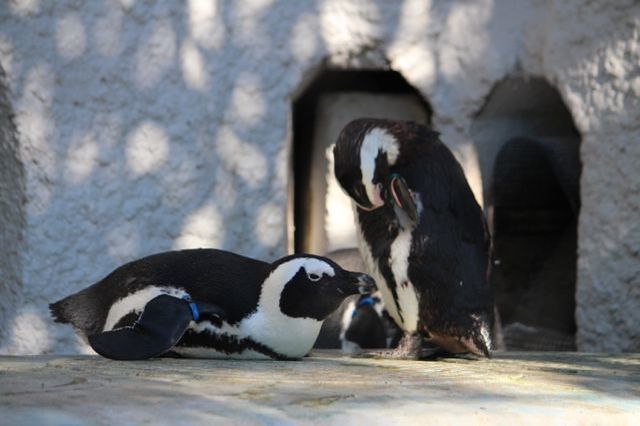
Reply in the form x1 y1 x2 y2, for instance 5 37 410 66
50 248 376 361
315 248 401 352
339 292 403 354
333 118 494 358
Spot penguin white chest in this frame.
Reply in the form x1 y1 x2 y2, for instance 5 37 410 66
242 308 323 358
356 219 420 333
178 303 323 359
388 227 420 333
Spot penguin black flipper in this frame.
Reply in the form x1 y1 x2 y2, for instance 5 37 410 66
88 295 225 361
390 174 418 222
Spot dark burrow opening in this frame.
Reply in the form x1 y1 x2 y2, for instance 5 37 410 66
478 77 582 351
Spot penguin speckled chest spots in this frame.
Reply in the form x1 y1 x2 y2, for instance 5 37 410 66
334 118 494 358
50 249 376 360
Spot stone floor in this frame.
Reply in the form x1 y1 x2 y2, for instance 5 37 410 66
1 351 638 425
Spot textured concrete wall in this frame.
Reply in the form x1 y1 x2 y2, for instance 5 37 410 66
0 0 637 353
0 66 25 348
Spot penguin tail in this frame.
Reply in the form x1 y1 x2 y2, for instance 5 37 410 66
49 288 103 335
49 299 69 324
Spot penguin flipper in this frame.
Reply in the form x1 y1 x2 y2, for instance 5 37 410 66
390 174 418 222
88 294 196 360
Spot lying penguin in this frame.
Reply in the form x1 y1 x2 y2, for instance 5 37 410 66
50 248 375 360
333 118 494 358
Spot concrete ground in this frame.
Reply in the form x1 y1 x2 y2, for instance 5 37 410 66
1 351 638 425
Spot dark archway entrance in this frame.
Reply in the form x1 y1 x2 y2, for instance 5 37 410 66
473 77 582 350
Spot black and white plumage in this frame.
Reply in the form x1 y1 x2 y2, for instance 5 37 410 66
338 293 403 353
50 248 375 360
333 118 493 358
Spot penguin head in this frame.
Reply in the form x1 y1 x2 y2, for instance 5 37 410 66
272 255 376 321
333 118 422 221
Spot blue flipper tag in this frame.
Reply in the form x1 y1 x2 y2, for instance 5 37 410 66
181 295 199 321
189 303 200 322
352 295 376 318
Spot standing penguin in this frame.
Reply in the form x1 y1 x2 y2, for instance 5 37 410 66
333 118 493 358
50 248 375 360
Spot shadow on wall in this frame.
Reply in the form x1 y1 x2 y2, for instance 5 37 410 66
0 0 435 354
0 1 320 263
0 1 342 353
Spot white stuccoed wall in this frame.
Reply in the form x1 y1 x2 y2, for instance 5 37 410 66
0 0 637 353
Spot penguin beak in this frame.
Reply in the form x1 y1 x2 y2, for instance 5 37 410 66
390 174 419 222
354 272 377 294
336 271 376 296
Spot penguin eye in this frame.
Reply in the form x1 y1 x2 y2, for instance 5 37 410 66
307 273 322 282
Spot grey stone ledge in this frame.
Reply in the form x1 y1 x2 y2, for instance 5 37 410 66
1 351 638 425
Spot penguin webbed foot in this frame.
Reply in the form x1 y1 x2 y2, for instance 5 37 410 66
350 333 490 361
351 333 423 360
391 332 423 360
348 348 390 359
417 347 484 361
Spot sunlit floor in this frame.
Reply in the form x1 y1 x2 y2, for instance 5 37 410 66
1 351 638 424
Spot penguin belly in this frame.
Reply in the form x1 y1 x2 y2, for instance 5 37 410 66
172 328 274 360
173 310 323 360
355 221 420 334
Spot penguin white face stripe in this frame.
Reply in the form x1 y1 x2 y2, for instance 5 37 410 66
257 257 333 319
245 258 329 357
360 128 399 207
103 286 188 332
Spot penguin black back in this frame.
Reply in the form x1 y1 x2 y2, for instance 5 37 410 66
50 249 269 334
389 134 491 327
